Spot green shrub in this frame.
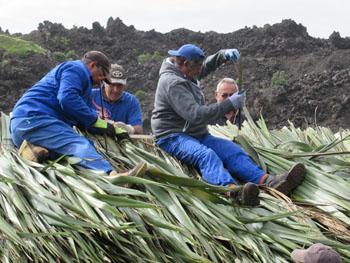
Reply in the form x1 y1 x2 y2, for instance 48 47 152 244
60 37 70 46
137 51 164 63
65 50 79 60
270 71 289 88
52 51 66 61
135 90 147 102
52 50 79 61
152 51 163 62
138 53 152 63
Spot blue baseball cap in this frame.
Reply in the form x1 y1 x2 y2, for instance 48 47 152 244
168 44 205 62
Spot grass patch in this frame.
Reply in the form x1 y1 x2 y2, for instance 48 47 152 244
137 51 163 63
0 34 46 58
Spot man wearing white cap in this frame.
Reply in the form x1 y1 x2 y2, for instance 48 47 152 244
89 64 143 134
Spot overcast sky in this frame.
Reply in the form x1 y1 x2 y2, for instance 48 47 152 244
1 0 349 39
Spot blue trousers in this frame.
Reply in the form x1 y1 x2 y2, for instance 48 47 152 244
157 134 266 186
10 116 113 173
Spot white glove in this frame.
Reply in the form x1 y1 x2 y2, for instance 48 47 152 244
115 122 135 134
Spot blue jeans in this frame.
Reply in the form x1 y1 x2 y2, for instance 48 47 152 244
157 134 266 186
10 116 113 173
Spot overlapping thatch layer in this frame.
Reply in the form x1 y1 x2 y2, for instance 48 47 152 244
0 112 349 262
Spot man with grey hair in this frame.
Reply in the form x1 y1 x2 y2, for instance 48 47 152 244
151 44 306 206
210 77 247 127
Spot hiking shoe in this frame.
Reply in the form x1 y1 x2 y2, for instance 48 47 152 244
262 162 306 196
19 140 49 163
229 183 260 206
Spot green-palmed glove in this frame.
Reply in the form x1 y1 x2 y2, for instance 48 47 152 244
114 125 132 143
93 118 116 138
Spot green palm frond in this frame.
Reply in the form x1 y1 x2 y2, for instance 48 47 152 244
0 112 350 262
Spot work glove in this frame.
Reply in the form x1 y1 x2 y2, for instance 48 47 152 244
224 49 240 62
114 125 133 143
93 117 116 138
94 118 132 143
229 90 246 109
115 122 135 134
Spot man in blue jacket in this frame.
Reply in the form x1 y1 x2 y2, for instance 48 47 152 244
151 44 305 205
89 64 143 134
10 50 146 176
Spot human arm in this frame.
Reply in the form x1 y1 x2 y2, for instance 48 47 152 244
198 50 227 80
198 49 240 80
133 125 143 134
111 94 143 134
57 67 98 127
124 96 143 134
167 82 234 125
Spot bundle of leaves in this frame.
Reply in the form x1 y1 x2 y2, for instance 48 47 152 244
0 112 349 262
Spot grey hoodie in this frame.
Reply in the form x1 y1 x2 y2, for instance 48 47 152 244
151 50 234 139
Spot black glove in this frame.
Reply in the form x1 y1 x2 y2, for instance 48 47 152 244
115 126 133 143
93 118 132 143
93 118 116 138
96 122 116 138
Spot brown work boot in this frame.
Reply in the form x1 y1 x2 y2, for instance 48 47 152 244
229 183 260 206
110 161 147 177
19 140 49 163
262 163 306 196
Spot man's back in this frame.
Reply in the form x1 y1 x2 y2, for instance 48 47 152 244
12 60 96 128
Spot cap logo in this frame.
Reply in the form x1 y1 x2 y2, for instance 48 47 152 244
112 70 124 78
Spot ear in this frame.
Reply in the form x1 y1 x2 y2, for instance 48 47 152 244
88 61 98 70
215 91 219 99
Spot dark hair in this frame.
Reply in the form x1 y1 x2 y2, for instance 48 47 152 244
81 51 110 72
174 56 187 66
174 56 200 70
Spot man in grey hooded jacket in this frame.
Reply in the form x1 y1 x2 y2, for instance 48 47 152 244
151 44 305 206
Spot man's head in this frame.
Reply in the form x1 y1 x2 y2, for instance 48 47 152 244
103 64 127 104
82 50 111 84
168 44 205 80
291 243 342 263
215 78 238 103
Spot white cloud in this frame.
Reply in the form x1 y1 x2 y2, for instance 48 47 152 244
1 0 349 38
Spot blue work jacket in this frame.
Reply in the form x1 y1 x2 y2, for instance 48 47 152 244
12 60 98 128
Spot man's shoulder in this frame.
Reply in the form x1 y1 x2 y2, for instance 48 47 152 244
122 91 139 102
58 60 89 78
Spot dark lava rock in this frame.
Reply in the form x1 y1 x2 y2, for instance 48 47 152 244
1 18 350 134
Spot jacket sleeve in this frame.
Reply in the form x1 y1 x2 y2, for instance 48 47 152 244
167 83 233 125
198 49 227 80
57 68 98 127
